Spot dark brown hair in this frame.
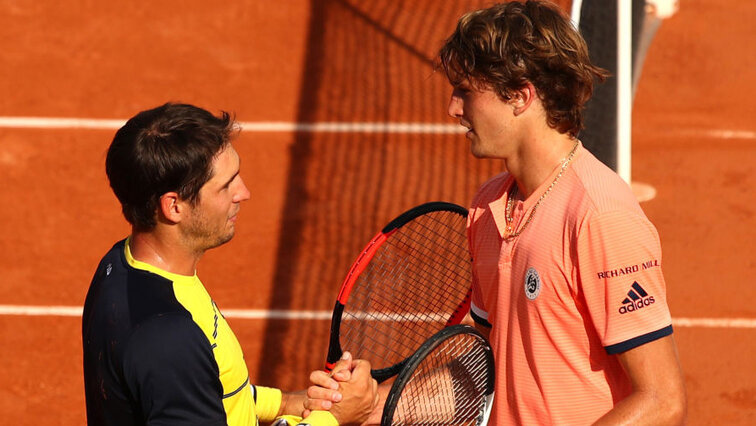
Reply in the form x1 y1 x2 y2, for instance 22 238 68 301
105 103 237 230
439 0 609 136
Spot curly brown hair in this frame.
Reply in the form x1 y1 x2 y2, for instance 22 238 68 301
438 0 609 137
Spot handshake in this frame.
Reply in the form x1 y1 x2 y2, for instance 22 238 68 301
306 352 382 425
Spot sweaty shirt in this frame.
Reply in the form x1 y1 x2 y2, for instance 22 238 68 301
468 144 673 425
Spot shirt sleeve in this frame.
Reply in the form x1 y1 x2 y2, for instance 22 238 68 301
576 209 673 354
253 385 283 422
122 313 227 425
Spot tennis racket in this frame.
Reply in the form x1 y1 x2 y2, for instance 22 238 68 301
381 324 495 425
325 201 472 383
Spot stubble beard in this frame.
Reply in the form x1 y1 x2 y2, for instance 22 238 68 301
182 212 235 253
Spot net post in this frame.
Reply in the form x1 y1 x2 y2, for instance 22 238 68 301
570 0 584 26
617 0 633 184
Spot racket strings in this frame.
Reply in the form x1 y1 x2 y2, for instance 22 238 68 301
391 334 493 425
341 210 471 368
386 210 469 288
350 236 469 302
366 236 468 298
391 215 471 278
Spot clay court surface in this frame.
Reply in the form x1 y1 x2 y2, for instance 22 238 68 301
0 0 754 424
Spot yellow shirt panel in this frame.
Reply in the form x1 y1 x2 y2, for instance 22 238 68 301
125 239 260 426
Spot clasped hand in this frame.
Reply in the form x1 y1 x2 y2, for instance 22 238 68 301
304 352 379 425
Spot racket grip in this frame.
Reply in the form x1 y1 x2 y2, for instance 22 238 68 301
325 301 346 370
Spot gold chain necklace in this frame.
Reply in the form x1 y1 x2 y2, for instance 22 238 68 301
504 140 579 239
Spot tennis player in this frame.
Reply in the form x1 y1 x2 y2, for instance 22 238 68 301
82 103 377 426
439 1 686 424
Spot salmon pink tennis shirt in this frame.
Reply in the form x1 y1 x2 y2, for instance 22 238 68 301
468 144 673 425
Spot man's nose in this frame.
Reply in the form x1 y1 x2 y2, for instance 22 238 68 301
447 94 463 118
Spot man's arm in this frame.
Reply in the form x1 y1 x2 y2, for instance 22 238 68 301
277 390 309 418
473 321 491 341
303 353 380 425
594 335 686 425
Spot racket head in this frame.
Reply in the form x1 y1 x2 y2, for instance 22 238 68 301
325 201 472 382
381 325 495 426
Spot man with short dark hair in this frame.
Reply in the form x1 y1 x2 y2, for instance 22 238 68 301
82 103 377 426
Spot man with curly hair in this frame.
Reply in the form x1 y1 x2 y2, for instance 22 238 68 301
439 1 686 424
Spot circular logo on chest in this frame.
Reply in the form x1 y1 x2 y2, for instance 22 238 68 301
524 267 541 300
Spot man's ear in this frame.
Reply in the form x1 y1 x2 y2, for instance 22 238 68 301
158 192 183 224
511 82 536 116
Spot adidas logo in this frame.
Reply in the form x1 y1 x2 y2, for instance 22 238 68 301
618 281 655 315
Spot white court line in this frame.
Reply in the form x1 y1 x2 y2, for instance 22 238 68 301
237 122 465 134
0 305 334 320
680 129 756 140
2 116 756 139
0 305 754 328
643 128 756 140
0 117 464 134
671 318 756 329
0 117 128 130
222 309 332 320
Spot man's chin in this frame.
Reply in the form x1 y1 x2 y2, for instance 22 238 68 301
219 231 235 246
205 231 235 251
470 147 489 159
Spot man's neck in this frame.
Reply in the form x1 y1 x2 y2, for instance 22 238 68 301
129 229 201 276
504 130 577 199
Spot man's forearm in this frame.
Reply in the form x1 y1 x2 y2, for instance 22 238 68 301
593 388 686 425
594 335 687 425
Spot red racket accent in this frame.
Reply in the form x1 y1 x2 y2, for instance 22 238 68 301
336 231 393 304
446 288 472 327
